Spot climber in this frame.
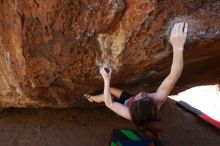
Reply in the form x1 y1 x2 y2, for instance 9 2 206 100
84 22 188 138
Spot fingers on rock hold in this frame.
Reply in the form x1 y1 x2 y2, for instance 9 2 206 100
184 23 188 35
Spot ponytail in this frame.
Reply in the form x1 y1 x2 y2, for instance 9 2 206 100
137 122 163 140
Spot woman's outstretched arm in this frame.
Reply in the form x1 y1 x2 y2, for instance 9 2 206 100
154 22 188 108
100 66 131 120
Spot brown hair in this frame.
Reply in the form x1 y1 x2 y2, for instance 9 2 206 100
129 97 162 139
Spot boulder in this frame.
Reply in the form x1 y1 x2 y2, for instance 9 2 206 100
0 0 219 108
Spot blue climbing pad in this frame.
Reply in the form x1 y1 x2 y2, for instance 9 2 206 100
110 129 155 146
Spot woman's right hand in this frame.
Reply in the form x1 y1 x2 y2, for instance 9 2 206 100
170 22 188 52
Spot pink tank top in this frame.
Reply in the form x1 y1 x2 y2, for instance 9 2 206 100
124 92 150 107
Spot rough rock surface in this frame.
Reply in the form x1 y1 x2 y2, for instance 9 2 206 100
0 0 219 108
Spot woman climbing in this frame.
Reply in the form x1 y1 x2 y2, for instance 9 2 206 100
84 22 188 138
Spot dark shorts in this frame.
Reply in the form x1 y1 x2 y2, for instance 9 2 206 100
114 91 133 104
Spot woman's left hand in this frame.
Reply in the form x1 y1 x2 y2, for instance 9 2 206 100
100 65 112 82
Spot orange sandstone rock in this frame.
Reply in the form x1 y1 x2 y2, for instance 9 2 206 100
0 0 219 108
